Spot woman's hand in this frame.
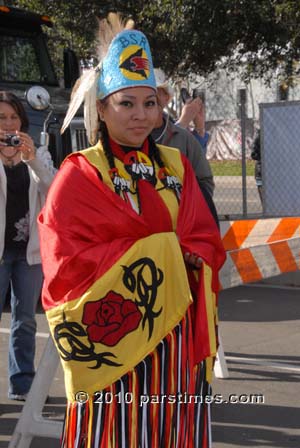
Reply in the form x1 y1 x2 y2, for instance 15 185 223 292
176 98 202 129
17 131 36 161
184 252 203 268
193 98 206 137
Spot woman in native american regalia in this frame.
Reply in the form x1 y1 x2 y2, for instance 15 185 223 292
38 13 226 448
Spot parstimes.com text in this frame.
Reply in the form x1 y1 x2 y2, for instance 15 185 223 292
74 391 265 406
138 393 265 406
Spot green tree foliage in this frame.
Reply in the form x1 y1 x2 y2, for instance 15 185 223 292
6 0 300 85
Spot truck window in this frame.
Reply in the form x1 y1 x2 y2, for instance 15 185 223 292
0 35 41 83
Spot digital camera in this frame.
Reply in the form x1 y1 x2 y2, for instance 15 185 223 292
3 134 21 147
180 88 191 104
180 87 206 104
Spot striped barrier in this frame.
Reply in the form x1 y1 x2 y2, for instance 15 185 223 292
219 217 300 289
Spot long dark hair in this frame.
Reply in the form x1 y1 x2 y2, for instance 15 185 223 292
0 91 29 132
99 119 167 213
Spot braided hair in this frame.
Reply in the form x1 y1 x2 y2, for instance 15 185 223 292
99 121 115 170
148 134 165 169
99 120 177 211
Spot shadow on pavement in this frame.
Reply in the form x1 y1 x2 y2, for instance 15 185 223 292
219 286 300 322
213 403 300 429
225 353 300 363
225 364 300 383
212 402 300 446
0 401 65 444
0 403 23 417
212 422 299 447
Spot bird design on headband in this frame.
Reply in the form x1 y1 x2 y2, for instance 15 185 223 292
120 48 149 78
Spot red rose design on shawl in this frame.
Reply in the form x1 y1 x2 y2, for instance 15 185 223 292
82 291 142 346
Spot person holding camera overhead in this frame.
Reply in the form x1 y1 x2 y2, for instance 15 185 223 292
0 90 56 401
177 87 210 154
152 69 219 225
152 68 214 198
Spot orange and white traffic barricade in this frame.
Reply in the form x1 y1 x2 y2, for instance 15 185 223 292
214 217 300 379
219 217 300 289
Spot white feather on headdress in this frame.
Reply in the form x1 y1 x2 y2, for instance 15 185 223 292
83 73 99 145
61 67 100 144
61 13 135 144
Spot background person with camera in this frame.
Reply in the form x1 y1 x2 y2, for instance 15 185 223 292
152 68 214 197
152 69 219 226
177 88 210 155
0 90 56 401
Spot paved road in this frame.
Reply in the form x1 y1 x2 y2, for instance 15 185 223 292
213 283 300 447
1 281 299 447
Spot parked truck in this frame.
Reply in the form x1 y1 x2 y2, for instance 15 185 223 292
0 5 87 166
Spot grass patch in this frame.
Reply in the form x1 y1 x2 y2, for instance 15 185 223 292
209 159 255 176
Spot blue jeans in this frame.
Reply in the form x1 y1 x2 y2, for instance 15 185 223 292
0 248 43 396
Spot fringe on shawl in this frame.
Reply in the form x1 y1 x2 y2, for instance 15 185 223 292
60 308 213 448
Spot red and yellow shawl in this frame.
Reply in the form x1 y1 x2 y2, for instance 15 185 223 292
38 142 225 402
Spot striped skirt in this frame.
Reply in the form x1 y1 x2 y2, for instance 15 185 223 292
60 309 213 448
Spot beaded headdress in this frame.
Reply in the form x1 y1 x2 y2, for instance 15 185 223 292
61 13 156 144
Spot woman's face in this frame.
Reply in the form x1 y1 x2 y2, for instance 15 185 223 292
97 87 158 147
0 102 21 132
